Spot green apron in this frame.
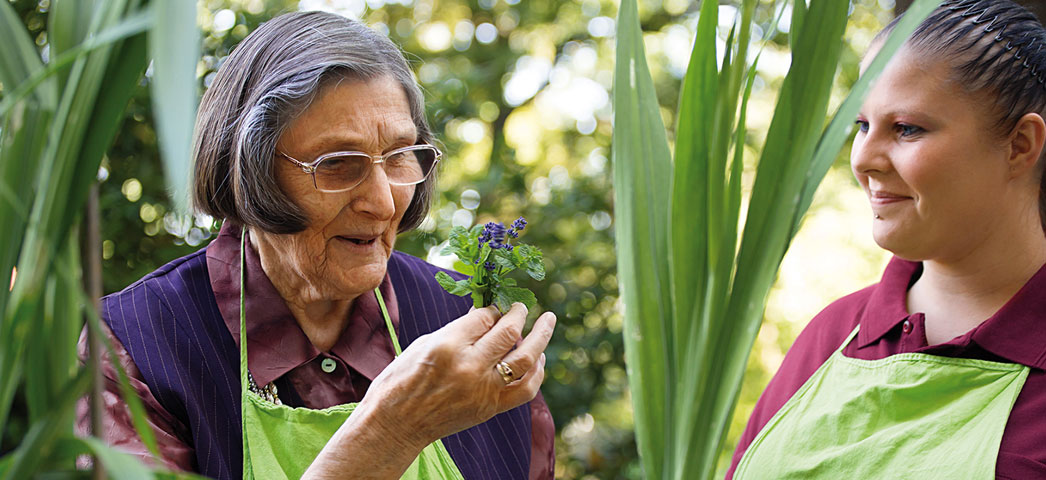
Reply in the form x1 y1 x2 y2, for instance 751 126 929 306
238 230 465 479
734 327 1029 479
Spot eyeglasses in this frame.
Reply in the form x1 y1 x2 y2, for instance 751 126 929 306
278 144 442 193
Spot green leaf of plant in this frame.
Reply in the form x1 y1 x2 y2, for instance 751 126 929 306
492 250 516 272
149 0 199 214
612 0 674 477
434 271 471 296
0 1 55 108
492 286 536 312
59 437 155 480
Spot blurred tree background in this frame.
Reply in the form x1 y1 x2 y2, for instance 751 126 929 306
2 0 928 478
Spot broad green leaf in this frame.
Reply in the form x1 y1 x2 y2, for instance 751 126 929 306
149 0 199 213
0 1 56 107
612 0 674 477
492 286 536 312
492 251 516 272
0 10 153 119
524 260 545 281
435 271 471 296
669 0 718 372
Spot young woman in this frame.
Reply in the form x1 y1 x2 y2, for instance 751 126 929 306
728 1 1046 478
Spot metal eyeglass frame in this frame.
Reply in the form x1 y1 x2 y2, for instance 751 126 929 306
277 144 442 193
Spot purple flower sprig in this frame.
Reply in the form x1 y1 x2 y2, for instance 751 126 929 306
435 216 545 312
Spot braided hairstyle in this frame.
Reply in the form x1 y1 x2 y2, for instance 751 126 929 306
879 0 1046 231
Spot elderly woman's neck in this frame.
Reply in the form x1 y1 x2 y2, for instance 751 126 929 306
249 229 357 352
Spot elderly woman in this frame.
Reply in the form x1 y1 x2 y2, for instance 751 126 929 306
78 11 556 480
728 1 1046 478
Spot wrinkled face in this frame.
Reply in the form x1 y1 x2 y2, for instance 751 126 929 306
269 75 417 299
851 47 1013 262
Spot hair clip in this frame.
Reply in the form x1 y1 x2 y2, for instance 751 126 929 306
982 16 1002 32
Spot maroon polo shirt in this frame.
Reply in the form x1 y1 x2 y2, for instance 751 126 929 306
76 225 555 478
726 257 1046 479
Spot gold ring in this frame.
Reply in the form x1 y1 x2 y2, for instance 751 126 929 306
495 361 515 384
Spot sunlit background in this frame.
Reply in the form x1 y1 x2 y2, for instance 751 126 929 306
7 0 901 477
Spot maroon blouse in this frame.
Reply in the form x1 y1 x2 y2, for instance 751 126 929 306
76 228 555 478
727 257 1046 479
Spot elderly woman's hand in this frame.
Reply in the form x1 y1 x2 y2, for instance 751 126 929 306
304 303 556 479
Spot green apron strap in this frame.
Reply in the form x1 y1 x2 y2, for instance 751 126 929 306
374 287 402 356
835 326 860 354
239 227 252 477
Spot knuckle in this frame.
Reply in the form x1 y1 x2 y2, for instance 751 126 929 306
422 341 456 364
474 306 500 329
516 352 536 370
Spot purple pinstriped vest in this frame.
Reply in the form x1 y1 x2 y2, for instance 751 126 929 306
101 245 531 479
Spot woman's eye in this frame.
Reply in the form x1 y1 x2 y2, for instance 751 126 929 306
897 123 923 137
854 119 869 133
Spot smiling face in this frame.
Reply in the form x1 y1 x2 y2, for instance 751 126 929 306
258 74 417 302
851 46 1018 262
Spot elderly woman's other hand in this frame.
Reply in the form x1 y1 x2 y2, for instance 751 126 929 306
305 303 556 479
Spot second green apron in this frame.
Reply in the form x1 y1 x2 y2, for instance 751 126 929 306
734 327 1029 479
238 229 465 479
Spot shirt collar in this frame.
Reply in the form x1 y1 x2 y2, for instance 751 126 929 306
856 256 920 349
205 222 399 386
858 255 1046 370
971 261 1046 370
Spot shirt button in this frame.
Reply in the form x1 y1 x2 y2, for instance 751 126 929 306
321 357 337 373
902 320 913 334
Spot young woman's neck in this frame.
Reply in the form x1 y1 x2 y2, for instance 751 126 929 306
908 213 1046 345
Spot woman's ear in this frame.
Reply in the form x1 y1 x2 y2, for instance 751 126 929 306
1007 112 1046 179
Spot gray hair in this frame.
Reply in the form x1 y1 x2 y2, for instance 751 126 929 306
192 10 435 234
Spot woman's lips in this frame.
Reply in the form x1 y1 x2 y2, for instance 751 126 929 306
869 191 911 206
335 235 380 250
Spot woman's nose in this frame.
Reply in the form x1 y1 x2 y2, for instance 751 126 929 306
350 164 396 220
850 129 890 176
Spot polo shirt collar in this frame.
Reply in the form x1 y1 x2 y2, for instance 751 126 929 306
858 255 1046 370
972 261 1046 370
205 222 398 386
856 256 920 349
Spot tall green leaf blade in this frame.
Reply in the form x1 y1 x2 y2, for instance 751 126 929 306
707 0 850 476
48 0 104 89
2 0 128 441
669 0 718 377
0 10 154 119
149 0 199 213
612 0 674 477
69 33 148 225
0 1 55 107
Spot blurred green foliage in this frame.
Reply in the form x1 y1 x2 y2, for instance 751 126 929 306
3 0 899 478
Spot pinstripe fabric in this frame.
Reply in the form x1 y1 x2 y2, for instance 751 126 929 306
102 246 531 480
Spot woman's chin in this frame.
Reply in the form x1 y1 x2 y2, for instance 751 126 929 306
872 227 928 262
329 262 387 295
